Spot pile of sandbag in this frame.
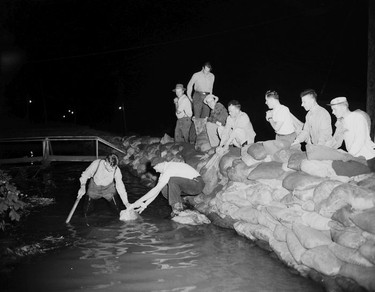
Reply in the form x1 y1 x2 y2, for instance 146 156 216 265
118 134 375 291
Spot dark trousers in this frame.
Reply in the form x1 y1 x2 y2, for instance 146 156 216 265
161 176 205 206
189 92 211 143
83 193 123 216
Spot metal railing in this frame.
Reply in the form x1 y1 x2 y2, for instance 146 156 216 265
0 136 126 164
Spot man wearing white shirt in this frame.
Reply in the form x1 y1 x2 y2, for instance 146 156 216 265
265 90 296 147
173 84 192 143
328 96 375 164
129 158 205 217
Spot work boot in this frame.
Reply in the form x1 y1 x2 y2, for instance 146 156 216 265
171 202 184 218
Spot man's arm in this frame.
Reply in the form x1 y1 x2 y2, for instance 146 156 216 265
77 160 100 198
316 111 332 145
114 169 130 207
130 179 168 213
186 73 197 102
293 114 309 144
209 74 215 94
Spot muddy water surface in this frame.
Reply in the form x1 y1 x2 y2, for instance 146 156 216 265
4 163 324 292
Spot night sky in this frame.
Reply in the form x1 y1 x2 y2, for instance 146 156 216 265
0 0 369 140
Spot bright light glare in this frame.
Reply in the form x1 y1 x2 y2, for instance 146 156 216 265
29 100 32 104
118 106 122 110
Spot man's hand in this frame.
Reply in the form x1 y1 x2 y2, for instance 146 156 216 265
216 121 222 126
173 97 178 104
77 186 86 199
265 110 273 121
134 202 147 214
290 140 299 147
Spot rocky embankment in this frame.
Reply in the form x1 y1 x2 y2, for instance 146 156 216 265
116 134 375 292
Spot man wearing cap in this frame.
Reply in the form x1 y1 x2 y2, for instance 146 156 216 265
291 89 332 146
216 100 256 153
328 96 375 163
265 90 296 147
187 62 215 119
128 158 205 217
204 94 228 147
173 84 192 143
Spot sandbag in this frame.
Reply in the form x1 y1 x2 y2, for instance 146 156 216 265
313 180 343 207
350 208 375 235
292 223 332 249
301 212 332 231
262 139 286 156
219 149 241 177
272 188 290 202
273 225 290 242
330 225 366 249
301 245 342 276
231 206 259 224
119 209 140 221
257 209 279 232
328 242 373 267
240 144 260 167
269 238 311 276
287 151 307 171
282 171 325 191
301 200 315 212
286 231 306 264
359 240 375 265
247 161 285 180
266 206 303 229
300 159 337 178
228 159 255 182
331 205 356 227
306 144 352 161
245 183 273 206
247 142 267 160
171 210 211 225
234 222 274 242
193 118 211 152
339 263 375 291
293 188 315 201
332 160 371 177
356 174 375 192
318 183 375 218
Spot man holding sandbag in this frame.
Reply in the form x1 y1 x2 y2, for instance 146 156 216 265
77 154 130 217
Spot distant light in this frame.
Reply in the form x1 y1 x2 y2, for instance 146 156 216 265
118 106 122 110
29 100 32 104
71 111 74 114
68 110 71 113
63 115 66 118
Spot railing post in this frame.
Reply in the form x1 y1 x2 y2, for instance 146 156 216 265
42 137 50 163
96 138 99 159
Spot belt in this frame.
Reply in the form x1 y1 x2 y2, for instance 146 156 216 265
196 91 210 95
277 132 295 136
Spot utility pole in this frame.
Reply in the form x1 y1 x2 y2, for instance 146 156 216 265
367 0 375 140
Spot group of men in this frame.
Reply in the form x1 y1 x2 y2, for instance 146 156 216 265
75 63 375 219
173 61 256 153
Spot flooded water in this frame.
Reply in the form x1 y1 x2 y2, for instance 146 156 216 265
3 163 324 292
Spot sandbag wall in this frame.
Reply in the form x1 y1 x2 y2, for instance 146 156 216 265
119 135 375 291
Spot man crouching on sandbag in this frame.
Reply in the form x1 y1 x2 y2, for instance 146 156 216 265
128 157 205 217
77 154 130 217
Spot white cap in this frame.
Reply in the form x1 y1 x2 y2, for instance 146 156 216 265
327 96 348 106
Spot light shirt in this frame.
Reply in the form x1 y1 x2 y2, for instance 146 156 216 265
222 111 256 144
79 159 127 198
187 70 215 97
272 104 295 135
176 94 192 119
158 162 201 185
342 111 375 159
296 103 332 145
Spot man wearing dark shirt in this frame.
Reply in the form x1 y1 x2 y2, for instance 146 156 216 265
204 94 228 147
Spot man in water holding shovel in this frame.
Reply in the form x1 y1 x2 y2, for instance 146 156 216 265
77 154 130 217
128 157 205 217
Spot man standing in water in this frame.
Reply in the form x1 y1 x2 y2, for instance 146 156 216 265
77 154 130 216
128 158 205 217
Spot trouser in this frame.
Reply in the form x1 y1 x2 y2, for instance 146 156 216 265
83 193 123 216
83 179 122 216
189 92 211 143
161 176 205 206
217 126 248 148
175 117 192 143
206 121 220 147
276 132 297 148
